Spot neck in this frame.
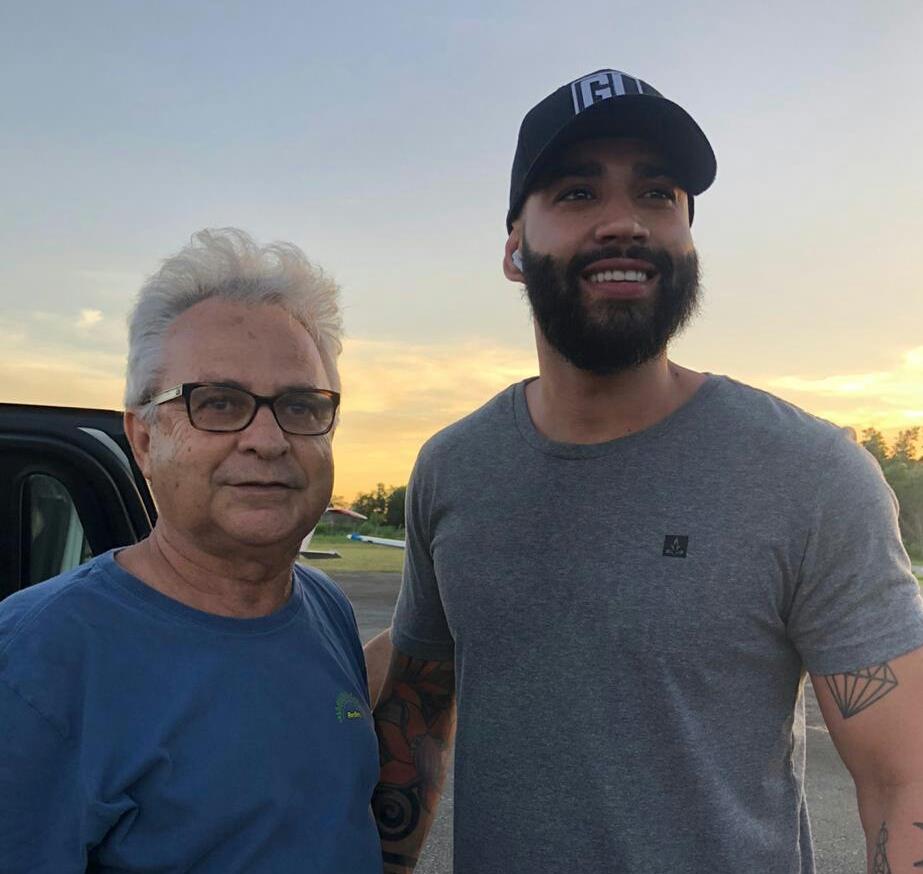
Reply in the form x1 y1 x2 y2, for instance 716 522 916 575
116 524 297 618
526 335 706 444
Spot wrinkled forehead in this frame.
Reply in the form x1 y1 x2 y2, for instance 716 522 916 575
161 298 329 389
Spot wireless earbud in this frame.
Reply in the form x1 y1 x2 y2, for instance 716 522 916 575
511 249 523 271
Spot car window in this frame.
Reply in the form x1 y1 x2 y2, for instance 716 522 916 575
25 473 93 585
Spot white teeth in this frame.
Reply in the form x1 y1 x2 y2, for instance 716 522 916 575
588 269 648 283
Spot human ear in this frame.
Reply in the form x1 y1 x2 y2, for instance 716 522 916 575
503 231 524 282
124 409 153 480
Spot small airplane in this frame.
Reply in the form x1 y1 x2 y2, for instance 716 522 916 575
347 533 405 549
299 506 369 559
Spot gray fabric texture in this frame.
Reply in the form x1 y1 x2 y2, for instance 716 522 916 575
391 374 923 874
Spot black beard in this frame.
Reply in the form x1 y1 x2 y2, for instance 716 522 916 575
521 239 701 374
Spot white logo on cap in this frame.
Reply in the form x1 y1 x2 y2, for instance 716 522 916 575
570 70 644 114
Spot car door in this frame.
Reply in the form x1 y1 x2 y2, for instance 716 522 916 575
0 403 155 600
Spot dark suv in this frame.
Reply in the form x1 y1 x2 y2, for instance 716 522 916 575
0 404 155 600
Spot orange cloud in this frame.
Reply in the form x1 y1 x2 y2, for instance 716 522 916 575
761 346 923 438
333 338 537 499
0 314 125 409
4 312 918 502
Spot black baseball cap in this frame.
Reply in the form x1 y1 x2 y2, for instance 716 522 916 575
507 69 717 230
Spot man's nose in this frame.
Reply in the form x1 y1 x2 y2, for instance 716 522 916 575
236 403 289 457
593 198 650 246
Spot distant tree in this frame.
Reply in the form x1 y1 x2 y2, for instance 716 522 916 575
385 486 407 529
352 483 406 529
861 428 890 465
352 483 390 522
892 427 921 464
860 428 923 559
885 459 923 558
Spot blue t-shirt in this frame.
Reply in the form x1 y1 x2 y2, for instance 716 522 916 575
0 550 382 873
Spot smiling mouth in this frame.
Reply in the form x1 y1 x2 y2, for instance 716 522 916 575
579 262 658 301
586 268 653 283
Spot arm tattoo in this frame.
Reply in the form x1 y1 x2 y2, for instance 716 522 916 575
873 821 891 874
823 663 898 719
372 654 455 870
913 822 923 868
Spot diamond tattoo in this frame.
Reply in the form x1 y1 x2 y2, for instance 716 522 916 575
824 664 898 719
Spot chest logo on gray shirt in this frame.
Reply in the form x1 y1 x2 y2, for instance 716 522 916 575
662 535 689 558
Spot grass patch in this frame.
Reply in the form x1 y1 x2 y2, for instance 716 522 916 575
299 532 404 573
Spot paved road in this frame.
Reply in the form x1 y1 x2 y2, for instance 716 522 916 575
331 570 864 873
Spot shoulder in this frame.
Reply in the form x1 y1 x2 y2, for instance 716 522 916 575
711 376 844 442
294 564 359 633
0 555 116 654
293 564 367 687
708 375 865 462
706 375 888 506
0 554 122 732
415 383 519 467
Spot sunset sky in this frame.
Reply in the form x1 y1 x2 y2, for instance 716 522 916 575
2 1 921 500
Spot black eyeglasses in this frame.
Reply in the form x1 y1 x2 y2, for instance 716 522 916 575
148 383 340 436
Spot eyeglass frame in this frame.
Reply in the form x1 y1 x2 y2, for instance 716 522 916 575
147 382 340 436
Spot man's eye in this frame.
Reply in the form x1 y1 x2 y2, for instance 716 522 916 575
280 395 326 419
556 186 594 202
198 393 242 411
643 187 678 202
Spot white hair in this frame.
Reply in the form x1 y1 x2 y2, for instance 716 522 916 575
125 228 343 416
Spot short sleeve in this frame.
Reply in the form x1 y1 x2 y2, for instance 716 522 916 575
390 447 455 661
787 435 923 675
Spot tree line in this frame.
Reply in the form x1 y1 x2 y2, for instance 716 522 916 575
860 427 923 560
351 483 407 530
348 428 923 560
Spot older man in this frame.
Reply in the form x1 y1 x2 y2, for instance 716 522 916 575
0 229 381 872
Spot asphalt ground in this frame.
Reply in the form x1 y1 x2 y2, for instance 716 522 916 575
329 570 865 874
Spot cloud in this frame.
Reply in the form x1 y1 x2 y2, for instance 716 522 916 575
2 309 919 500
0 324 535 499
76 308 104 329
0 314 126 409
759 346 923 434
332 337 537 498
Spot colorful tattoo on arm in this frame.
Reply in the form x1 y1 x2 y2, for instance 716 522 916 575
372 654 455 873
824 663 898 719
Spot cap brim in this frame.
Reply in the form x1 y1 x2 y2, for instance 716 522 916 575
508 94 716 230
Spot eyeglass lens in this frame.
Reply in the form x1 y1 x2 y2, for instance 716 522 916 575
188 385 335 435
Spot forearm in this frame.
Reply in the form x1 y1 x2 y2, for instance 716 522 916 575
363 628 393 709
857 780 923 872
371 653 455 873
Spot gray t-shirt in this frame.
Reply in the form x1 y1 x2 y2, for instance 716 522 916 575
391 375 923 874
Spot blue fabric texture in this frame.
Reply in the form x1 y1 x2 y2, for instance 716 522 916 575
0 550 382 873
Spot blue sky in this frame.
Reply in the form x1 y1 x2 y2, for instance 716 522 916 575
2 0 920 495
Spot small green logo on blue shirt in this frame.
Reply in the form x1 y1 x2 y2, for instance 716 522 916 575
335 691 365 722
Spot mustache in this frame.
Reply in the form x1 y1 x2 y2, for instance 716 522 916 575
565 245 676 283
